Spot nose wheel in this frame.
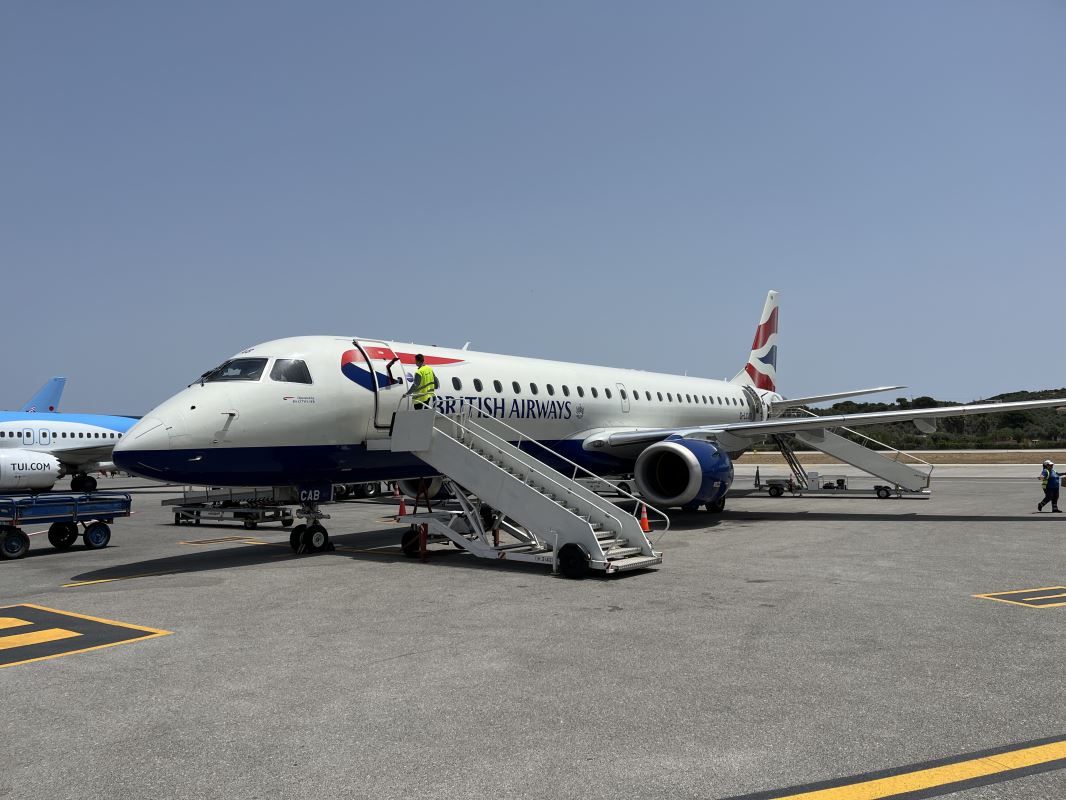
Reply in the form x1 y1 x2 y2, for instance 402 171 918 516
288 499 333 554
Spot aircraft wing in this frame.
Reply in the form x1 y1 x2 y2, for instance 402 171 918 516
583 397 1066 451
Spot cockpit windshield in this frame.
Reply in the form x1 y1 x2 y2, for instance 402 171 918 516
203 358 268 383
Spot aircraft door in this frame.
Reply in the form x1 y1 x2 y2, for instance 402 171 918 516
616 383 631 413
23 428 34 445
352 339 410 432
38 429 51 446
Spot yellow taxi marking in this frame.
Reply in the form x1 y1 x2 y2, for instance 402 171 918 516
0 604 170 668
0 617 33 630
974 586 1066 608
0 627 81 650
63 572 171 588
179 536 269 546
726 735 1066 800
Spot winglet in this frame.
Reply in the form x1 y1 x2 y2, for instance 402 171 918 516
20 377 67 413
731 291 778 391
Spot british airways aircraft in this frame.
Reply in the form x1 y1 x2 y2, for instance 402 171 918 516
114 291 1066 515
0 379 137 492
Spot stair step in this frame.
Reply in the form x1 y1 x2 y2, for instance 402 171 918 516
606 546 642 558
607 553 662 572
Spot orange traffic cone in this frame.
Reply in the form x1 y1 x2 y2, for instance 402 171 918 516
395 484 407 521
639 503 651 533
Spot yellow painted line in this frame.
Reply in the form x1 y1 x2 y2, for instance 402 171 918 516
0 617 32 630
62 572 170 588
0 628 81 650
745 739 1066 800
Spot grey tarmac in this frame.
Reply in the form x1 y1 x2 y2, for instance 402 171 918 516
1 470 1064 800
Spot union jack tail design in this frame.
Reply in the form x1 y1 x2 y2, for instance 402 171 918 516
731 290 779 392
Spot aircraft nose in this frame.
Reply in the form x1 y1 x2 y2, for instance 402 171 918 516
113 417 172 476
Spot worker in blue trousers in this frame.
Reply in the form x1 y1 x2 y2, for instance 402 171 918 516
1038 459 1061 512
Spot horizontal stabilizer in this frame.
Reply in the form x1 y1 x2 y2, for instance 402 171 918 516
772 385 905 411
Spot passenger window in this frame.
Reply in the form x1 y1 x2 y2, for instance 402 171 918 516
494 380 503 393
206 358 268 382
605 388 612 399
667 393 673 402
512 381 521 394
657 392 663 401
0 432 4 437
591 388 599 398
686 394 692 403
562 386 570 397
577 387 585 397
473 379 483 392
546 384 555 396
530 383 538 395
452 377 462 390
78 433 83 438
269 359 313 384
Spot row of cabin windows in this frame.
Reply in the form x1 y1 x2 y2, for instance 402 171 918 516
448 376 743 406
0 431 122 439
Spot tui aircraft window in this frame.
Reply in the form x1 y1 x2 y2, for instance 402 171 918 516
656 392 662 401
512 381 521 394
620 389 627 400
0 432 4 437
605 388 612 399
206 358 268 382
684 394 690 403
530 383 538 395
452 377 462 390
473 379 483 392
577 387 584 397
493 380 502 393
546 384 555 396
562 385 570 397
591 387 598 398
270 359 313 384
667 393 673 402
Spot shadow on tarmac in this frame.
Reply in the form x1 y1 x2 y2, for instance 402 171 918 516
63 528 661 584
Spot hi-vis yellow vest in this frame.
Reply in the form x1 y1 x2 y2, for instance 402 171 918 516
413 365 437 405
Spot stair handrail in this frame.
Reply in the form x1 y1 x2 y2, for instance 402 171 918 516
429 412 630 542
791 407 934 473
442 405 670 536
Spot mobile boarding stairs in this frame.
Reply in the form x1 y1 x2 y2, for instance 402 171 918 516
761 407 934 497
381 407 666 578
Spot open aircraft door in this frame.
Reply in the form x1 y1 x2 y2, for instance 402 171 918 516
351 339 410 434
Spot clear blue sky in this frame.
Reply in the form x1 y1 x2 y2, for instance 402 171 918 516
3 1 1064 414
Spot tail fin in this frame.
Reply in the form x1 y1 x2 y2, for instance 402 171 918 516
21 377 66 413
731 291 778 392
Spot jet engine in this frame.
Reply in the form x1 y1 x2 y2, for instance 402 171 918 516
396 477 449 501
633 437 733 509
0 450 61 492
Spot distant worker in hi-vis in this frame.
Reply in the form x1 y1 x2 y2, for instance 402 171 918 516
1038 459 1061 512
406 354 439 410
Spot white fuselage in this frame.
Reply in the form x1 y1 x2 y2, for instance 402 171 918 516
114 337 779 488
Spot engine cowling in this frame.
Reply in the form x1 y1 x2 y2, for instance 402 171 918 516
633 437 733 508
0 450 61 491
396 477 449 501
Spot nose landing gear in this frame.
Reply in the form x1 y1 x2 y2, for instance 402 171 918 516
288 501 333 555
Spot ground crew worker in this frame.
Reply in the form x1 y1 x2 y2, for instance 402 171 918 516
406 354 439 410
1038 459 1061 512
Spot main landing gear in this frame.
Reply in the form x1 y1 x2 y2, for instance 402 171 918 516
288 500 333 555
70 474 98 493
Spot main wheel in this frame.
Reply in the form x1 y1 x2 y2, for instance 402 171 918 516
876 486 892 499
48 522 79 550
1 527 30 560
768 485 784 498
302 524 329 553
557 544 589 580
70 475 85 492
401 527 421 558
81 475 98 492
82 521 111 549
289 524 307 553
706 497 726 513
